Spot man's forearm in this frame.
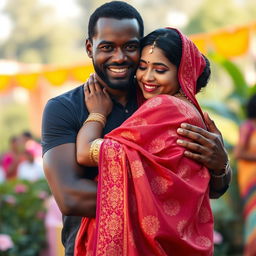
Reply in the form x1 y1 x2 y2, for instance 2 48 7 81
60 178 97 217
43 144 98 217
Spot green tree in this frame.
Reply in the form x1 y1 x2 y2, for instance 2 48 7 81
0 0 82 64
184 0 256 35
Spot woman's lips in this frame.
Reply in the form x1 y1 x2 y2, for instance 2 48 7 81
143 83 159 93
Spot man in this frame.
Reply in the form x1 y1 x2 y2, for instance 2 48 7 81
42 2 231 255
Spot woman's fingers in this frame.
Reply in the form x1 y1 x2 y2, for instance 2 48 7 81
93 74 102 92
84 82 90 98
88 74 96 94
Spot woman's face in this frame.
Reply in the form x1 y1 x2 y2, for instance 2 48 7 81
136 45 179 99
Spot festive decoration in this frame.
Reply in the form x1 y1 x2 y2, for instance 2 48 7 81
0 22 255 92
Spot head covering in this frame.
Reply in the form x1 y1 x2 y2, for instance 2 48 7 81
166 27 206 119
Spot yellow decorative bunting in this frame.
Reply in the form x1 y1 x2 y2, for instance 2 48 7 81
15 73 39 90
70 64 95 82
0 22 255 91
0 75 11 91
43 68 69 86
189 34 209 54
210 26 250 58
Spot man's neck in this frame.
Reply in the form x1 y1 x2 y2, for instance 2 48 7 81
107 88 129 106
94 74 131 106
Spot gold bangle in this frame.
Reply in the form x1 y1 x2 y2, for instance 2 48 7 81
89 139 104 164
83 113 106 127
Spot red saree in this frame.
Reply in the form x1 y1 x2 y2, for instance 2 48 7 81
75 28 213 255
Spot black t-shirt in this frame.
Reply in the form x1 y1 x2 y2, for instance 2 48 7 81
41 84 138 256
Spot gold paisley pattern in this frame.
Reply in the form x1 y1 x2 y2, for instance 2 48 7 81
107 186 123 208
142 215 160 236
177 219 188 236
106 242 122 256
177 220 194 240
198 206 211 224
96 140 125 255
130 160 145 178
147 139 166 154
106 213 122 237
145 96 163 108
120 131 137 141
168 129 177 137
108 161 122 182
195 236 212 248
198 168 209 179
151 176 170 195
128 117 147 126
163 199 181 216
177 164 191 181
106 147 117 158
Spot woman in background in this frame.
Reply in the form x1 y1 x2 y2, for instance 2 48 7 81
234 94 256 256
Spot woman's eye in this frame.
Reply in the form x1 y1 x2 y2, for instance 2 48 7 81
155 70 166 74
138 66 146 70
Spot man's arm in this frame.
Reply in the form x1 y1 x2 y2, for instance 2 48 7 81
176 112 232 199
43 143 97 217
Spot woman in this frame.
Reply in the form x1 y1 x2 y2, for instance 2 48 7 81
234 94 256 256
75 28 213 255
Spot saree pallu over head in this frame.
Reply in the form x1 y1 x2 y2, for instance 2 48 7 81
75 28 213 256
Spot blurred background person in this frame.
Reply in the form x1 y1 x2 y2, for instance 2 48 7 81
17 146 44 181
20 131 42 162
234 94 256 256
1 136 24 180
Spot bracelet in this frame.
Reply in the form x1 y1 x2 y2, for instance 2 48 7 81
89 139 104 164
210 161 230 178
83 113 106 127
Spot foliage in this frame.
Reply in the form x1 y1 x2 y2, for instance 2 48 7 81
0 102 30 154
202 53 256 255
184 0 256 35
204 52 256 123
0 0 83 64
0 179 50 256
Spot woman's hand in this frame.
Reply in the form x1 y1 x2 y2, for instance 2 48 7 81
84 74 113 116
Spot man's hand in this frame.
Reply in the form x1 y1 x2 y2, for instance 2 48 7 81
176 112 231 198
176 112 228 172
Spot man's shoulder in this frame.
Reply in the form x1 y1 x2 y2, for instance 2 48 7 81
49 84 84 105
44 84 85 114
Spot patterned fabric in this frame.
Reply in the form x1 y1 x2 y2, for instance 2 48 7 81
74 28 213 255
237 121 256 256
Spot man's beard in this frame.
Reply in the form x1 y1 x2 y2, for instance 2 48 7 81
93 62 135 91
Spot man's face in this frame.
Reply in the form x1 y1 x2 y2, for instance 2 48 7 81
86 18 141 91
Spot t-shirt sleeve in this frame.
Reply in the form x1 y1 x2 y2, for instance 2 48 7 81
41 98 79 155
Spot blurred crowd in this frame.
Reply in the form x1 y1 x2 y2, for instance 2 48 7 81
0 131 44 183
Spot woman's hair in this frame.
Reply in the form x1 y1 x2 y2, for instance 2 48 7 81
140 28 211 93
88 1 144 40
247 94 256 118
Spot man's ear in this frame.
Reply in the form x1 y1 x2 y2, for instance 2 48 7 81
85 38 93 58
